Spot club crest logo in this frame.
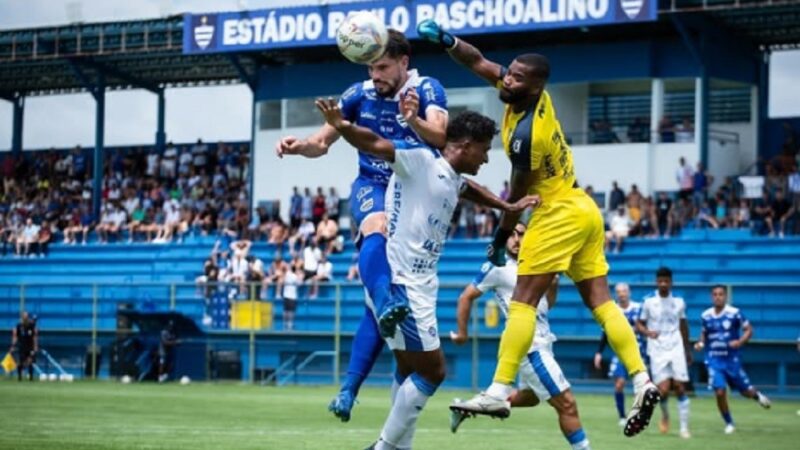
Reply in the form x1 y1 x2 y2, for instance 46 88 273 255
620 0 644 19
194 16 214 50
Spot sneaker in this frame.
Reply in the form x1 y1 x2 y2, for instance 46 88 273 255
680 429 691 439
450 392 511 419
450 398 470 433
757 393 771 409
377 300 411 339
659 417 669 434
724 424 736 434
328 389 356 422
624 381 661 437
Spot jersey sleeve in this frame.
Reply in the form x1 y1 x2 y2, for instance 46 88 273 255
389 146 435 178
678 299 687 319
471 262 497 293
417 77 448 116
338 82 363 122
737 310 750 328
638 300 649 321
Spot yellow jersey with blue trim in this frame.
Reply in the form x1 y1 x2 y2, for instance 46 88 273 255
499 88 577 201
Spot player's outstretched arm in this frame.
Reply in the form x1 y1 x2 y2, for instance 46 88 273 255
417 19 503 86
275 124 340 159
314 98 396 162
451 285 483 345
460 179 540 214
399 89 447 149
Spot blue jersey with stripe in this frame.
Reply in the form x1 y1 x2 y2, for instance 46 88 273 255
621 301 646 351
701 305 749 361
338 70 447 185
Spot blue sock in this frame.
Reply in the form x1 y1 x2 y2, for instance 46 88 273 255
721 411 733 425
358 233 392 312
614 391 625 419
565 428 589 450
342 308 384 396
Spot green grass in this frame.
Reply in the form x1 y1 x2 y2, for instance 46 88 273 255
1 380 799 449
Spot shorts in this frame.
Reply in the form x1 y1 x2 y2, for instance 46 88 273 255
649 346 689 384
283 298 297 313
608 356 628 380
349 177 387 229
304 270 316 280
519 348 571 402
707 358 753 393
517 190 609 282
365 281 439 352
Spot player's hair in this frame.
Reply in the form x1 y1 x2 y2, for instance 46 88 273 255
615 282 630 292
446 111 498 143
383 29 411 59
655 266 672 279
711 284 727 293
515 53 550 81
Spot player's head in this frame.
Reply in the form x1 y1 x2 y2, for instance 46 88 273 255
655 266 672 296
368 29 410 97
443 111 498 175
499 53 550 104
711 284 728 309
506 222 527 258
21 311 29 324
615 282 631 305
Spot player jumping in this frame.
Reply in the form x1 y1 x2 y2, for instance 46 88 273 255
695 284 771 434
417 19 660 437
450 222 592 450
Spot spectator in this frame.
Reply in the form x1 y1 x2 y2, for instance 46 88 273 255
312 187 326 226
72 146 88 180
346 251 360 282
196 255 220 298
674 118 694 143
771 188 795 238
659 116 675 143
146 149 160 178
605 207 631 253
281 265 300 331
300 187 313 224
268 217 289 247
463 200 477 238
263 254 289 300
228 240 251 297
672 197 693 233
289 219 315 255
178 146 193 178
609 181 626 211
157 321 177 383
636 197 657 237
499 181 510 201
676 157 694 200
289 187 302 229
626 184 643 224
191 139 208 171
751 191 774 236
316 213 339 254
16 218 40 257
308 253 333 300
692 162 713 206
696 200 719 229
627 117 649 143
247 255 266 299
655 192 674 237
730 199 751 229
714 197 729 229
35 220 52 257
765 163 786 196
326 187 340 225
302 241 321 281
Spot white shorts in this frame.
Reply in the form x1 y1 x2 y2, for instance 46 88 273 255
518 347 570 402
365 280 439 352
649 347 689 384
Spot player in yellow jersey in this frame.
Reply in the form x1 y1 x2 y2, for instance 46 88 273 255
417 20 660 437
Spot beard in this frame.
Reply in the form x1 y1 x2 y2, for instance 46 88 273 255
498 88 527 104
374 79 399 97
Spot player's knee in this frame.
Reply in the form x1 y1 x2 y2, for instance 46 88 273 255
555 391 578 417
360 213 387 236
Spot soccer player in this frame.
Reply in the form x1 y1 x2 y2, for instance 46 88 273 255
417 20 659 437
276 30 449 421
10 311 37 382
636 267 692 438
450 222 591 450
694 285 771 434
315 99 538 450
593 283 646 426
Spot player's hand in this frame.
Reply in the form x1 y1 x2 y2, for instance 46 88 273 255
506 195 541 213
693 341 704 351
315 98 352 131
729 339 742 349
450 330 468 345
593 352 602 370
487 242 507 267
399 89 420 122
416 19 457 49
276 136 300 158
646 330 659 339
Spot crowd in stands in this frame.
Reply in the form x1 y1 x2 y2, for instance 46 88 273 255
588 116 695 144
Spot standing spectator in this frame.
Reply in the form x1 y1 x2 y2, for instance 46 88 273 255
609 181 626 211
146 149 160 178
178 146 193 178
10 312 37 382
326 187 340 225
692 162 713 207
499 181 510 201
312 187 326 226
674 119 694 143
659 116 675 143
626 184 643 225
72 146 88 180
676 157 694 201
771 188 795 238
281 265 300 331
308 253 333 300
605 207 631 254
300 187 313 224
289 187 303 230
157 321 177 383
191 139 209 171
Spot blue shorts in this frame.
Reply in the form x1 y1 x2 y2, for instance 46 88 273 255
608 352 648 380
349 177 387 229
707 358 753 393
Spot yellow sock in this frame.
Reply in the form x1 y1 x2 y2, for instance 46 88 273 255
592 301 646 376
493 301 536 384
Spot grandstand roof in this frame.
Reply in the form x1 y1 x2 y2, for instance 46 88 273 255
0 0 798 97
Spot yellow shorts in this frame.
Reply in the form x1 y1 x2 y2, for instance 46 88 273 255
517 190 609 282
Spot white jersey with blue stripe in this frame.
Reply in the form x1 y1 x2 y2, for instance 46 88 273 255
339 70 448 184
385 144 464 287
640 291 686 355
701 305 749 361
471 259 556 349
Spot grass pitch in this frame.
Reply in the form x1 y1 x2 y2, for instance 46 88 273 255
1 379 798 449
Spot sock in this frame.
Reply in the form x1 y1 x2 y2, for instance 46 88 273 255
342 309 384 396
592 301 647 378
721 410 733 425
661 397 670 420
614 391 626 419
493 301 536 384
391 371 407 405
379 373 438 448
677 394 690 431
359 234 392 312
565 428 591 450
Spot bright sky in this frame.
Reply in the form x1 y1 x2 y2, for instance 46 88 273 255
0 0 798 149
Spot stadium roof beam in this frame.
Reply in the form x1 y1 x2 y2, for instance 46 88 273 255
72 58 163 94
226 54 257 92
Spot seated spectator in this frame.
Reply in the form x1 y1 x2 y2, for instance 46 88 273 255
696 201 719 229
659 116 675 143
302 241 321 282
138 208 161 243
674 118 694 143
161 142 178 179
263 254 289 300
228 245 250 297
315 213 339 254
308 253 333 300
16 218 40 257
730 199 751 229
268 217 289 247
289 219 315 255
127 205 146 243
751 191 775 236
626 184 643 224
448 200 463 239
34 220 52 258
772 188 795 238
714 197 729 229
627 117 649 143
247 255 265 299
326 187 340 225
635 197 657 237
463 201 477 238
346 251 360 282
654 192 674 238
196 256 220 298
605 207 631 254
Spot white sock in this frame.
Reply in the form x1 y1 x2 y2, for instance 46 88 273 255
395 421 417 450
486 382 513 400
375 439 395 450
632 372 649 393
379 374 435 448
566 428 591 450
390 377 402 405
572 440 591 450
678 396 690 431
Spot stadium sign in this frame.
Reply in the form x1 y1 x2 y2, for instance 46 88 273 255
183 0 656 54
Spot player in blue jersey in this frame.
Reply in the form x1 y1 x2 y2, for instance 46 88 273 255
594 283 646 427
275 30 449 422
694 285 771 434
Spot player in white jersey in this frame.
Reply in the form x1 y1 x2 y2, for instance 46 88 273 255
636 267 693 438
449 222 591 450
315 99 539 450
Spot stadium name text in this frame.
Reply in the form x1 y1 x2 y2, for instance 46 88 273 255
184 0 655 54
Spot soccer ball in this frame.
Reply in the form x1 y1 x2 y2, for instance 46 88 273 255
48 373 58 381
179 376 191 385
336 12 388 64
120 375 132 384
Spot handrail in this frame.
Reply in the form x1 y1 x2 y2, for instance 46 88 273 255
278 351 336 386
